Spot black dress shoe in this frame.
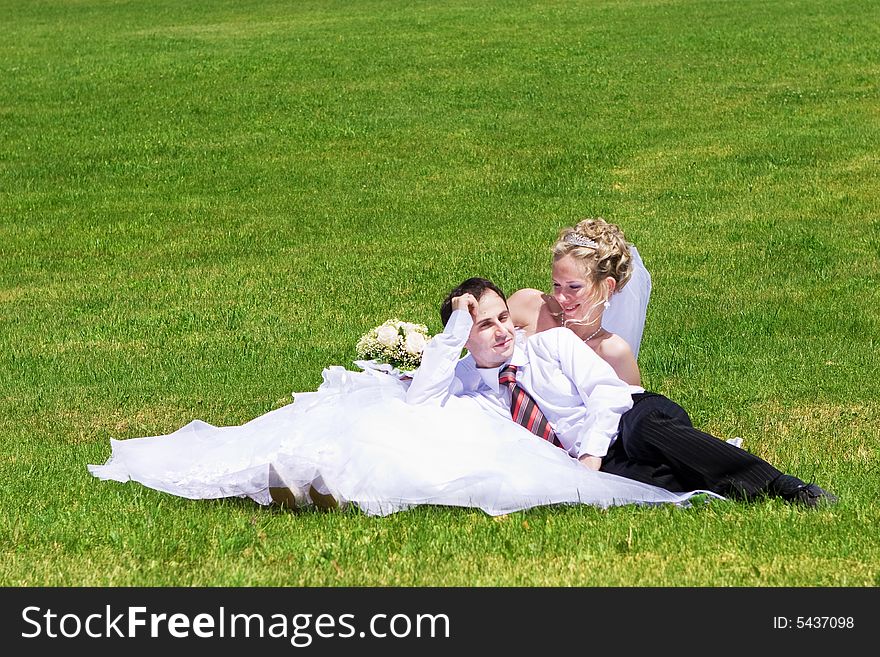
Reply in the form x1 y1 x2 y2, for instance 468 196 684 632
787 482 838 508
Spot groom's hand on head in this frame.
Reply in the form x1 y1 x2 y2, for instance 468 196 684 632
451 293 479 319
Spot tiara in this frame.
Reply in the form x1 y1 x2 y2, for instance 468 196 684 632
563 233 599 249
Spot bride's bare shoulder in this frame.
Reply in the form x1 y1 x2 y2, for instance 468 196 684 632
508 287 544 306
595 333 641 386
508 287 543 317
509 288 556 323
508 288 561 333
598 333 634 358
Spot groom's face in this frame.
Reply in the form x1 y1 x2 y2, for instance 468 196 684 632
466 291 516 368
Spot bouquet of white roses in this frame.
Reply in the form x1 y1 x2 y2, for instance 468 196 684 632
355 319 432 373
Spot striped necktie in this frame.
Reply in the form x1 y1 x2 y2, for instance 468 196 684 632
498 364 562 448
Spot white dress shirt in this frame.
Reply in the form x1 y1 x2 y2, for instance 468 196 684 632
406 309 643 458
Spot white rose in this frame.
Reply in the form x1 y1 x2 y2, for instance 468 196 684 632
376 324 400 347
404 331 427 354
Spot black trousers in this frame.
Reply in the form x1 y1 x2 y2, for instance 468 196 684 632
599 393 782 499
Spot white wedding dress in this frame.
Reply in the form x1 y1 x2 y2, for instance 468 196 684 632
89 366 708 516
89 251 702 516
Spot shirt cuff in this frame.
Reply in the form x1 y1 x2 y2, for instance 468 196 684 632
445 308 474 340
575 432 615 459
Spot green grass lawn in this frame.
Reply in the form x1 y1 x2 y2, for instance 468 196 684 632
1 0 878 586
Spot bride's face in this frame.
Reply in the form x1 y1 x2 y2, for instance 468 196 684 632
466 291 516 368
551 255 600 323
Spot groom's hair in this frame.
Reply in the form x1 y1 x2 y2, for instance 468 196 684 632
440 277 508 326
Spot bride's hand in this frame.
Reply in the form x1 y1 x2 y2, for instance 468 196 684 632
451 293 479 318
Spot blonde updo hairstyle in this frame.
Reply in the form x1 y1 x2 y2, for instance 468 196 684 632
551 218 633 312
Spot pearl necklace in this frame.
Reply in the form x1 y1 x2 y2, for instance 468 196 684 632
582 325 603 343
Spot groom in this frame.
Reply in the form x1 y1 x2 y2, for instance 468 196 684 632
406 277 836 507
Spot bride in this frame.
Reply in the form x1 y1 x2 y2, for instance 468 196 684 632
89 222 701 516
507 217 650 386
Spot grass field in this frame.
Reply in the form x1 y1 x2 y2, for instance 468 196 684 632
1 0 879 586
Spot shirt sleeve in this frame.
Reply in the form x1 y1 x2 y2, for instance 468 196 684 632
554 329 634 458
405 309 472 406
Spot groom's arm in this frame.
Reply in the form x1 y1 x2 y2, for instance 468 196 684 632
405 308 472 406
552 328 635 460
